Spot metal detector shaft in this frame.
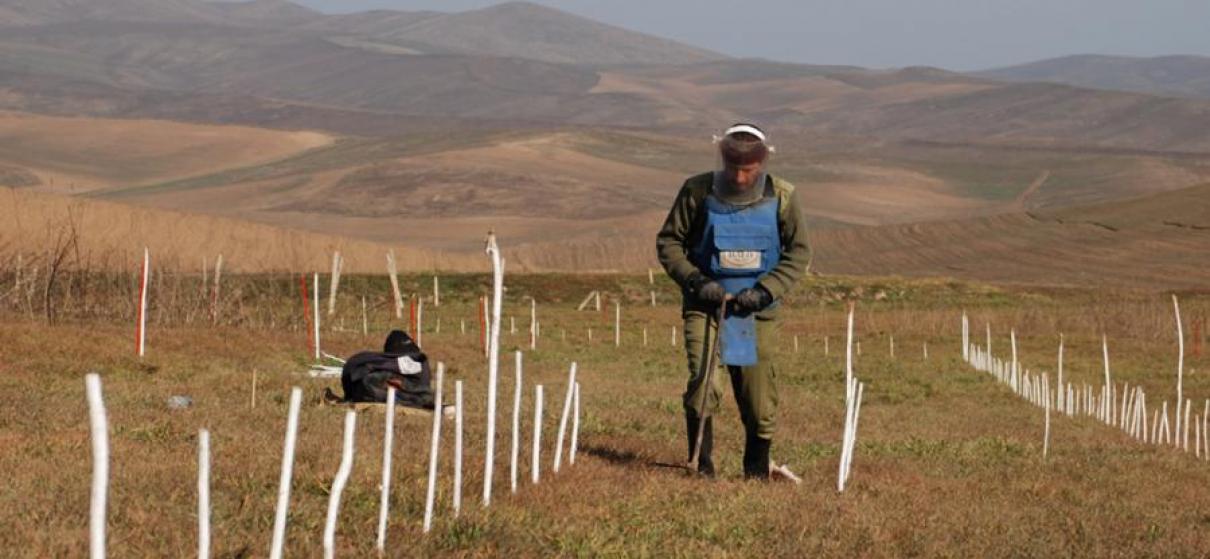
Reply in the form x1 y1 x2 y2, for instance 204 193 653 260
689 299 728 470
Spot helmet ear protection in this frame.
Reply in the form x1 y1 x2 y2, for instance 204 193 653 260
722 123 767 142
713 122 775 165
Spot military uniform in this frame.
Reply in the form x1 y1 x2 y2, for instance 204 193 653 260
656 171 811 476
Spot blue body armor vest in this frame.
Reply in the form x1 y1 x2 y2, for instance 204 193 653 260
690 194 782 366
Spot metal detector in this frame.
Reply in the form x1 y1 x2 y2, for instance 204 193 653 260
688 299 729 471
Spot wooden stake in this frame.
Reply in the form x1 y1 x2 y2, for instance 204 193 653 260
135 247 149 358
511 351 523 494
386 251 402 319
376 387 396 553
198 429 210 559
327 251 341 316
1175 295 1185 444
423 364 445 533
86 374 109 559
614 301 621 347
323 411 357 559
570 382 581 466
211 254 223 324
554 363 578 473
269 387 303 559
454 381 463 517
533 385 543 484
483 234 504 506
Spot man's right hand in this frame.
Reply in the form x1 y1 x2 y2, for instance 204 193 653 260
696 280 727 304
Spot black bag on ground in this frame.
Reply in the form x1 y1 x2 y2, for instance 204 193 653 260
341 330 435 409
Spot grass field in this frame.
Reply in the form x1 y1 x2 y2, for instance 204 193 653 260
3 273 1210 557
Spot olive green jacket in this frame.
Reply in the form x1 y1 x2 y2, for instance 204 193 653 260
656 172 812 317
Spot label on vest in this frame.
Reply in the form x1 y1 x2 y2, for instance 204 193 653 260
719 250 762 270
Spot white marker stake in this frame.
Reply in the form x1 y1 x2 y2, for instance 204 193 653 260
1102 335 1112 425
433 276 440 307
328 251 342 316
136 247 149 358
962 312 969 360
1175 295 1185 444
615 302 621 347
313 273 321 361
376 387 396 553
483 234 504 506
423 364 445 533
386 251 403 319
1197 415 1203 459
570 382 581 465
454 381 464 517
530 298 537 350
212 254 223 322
533 385 544 484
323 411 357 559
1010 329 1019 393
361 296 368 336
1185 399 1192 452
198 429 211 559
554 363 578 472
510 351 523 493
1043 394 1051 460
845 304 855 391
672 326 678 347
270 387 303 559
86 374 109 559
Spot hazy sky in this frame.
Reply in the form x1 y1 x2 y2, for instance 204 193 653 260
291 0 1210 70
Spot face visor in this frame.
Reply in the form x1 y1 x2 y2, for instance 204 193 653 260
713 123 773 205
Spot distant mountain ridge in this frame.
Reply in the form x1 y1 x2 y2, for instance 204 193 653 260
0 0 322 27
0 0 725 66
976 54 1210 99
3 0 1210 155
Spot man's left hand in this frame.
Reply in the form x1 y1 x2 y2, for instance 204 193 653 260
734 286 772 312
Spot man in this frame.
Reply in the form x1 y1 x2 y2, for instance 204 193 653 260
656 123 811 479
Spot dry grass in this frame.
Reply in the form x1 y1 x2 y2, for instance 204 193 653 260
0 188 481 274
3 273 1210 557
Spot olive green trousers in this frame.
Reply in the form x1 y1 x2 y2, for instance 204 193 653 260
681 310 779 440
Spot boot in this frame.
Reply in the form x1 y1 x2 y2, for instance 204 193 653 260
686 414 715 477
743 435 771 480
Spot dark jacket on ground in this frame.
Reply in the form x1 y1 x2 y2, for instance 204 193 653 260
341 351 435 409
656 172 812 318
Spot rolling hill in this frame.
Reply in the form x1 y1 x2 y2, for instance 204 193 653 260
977 54 1210 100
1 0 1209 288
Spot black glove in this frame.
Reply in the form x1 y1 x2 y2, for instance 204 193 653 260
692 275 728 304
734 285 772 312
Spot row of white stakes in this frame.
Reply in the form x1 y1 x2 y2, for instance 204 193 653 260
960 295 1206 458
837 303 866 492
83 359 582 558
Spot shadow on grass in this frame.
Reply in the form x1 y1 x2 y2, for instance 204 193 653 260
581 444 688 472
